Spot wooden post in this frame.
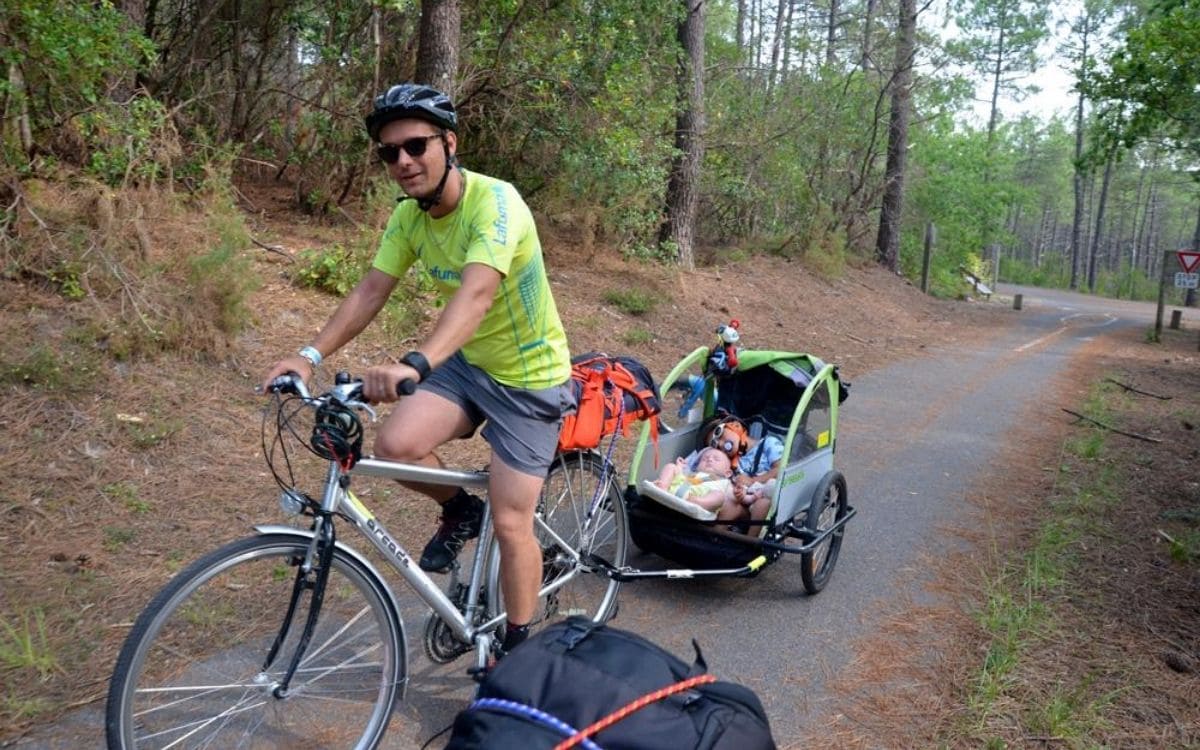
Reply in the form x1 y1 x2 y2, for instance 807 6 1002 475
1169 310 1182 329
1013 294 1023 310
921 222 934 294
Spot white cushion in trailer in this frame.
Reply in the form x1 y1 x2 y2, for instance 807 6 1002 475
637 479 718 521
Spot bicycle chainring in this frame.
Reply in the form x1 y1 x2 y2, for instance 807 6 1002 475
422 611 471 664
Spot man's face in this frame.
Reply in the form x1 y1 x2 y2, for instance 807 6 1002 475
696 448 731 476
377 119 456 199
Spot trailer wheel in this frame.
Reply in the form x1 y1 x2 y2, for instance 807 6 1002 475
800 470 848 595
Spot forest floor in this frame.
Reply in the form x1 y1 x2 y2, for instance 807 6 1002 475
0 177 1197 747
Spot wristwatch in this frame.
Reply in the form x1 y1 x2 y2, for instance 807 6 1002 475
400 350 432 382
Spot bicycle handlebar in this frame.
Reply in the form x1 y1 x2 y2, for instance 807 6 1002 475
268 372 418 407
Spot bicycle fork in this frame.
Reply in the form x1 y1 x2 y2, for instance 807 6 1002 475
263 511 337 698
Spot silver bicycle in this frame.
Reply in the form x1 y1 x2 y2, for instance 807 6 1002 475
105 372 627 749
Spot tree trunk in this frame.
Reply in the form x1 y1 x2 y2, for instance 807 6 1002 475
8 62 33 158
1137 183 1156 276
736 0 747 60
1087 154 1113 292
417 0 459 96
753 0 763 77
874 0 916 272
113 0 147 100
767 0 788 97
1033 204 1049 266
826 0 839 66
861 0 878 71
781 0 796 84
1069 91 1086 289
660 0 706 271
986 24 1005 148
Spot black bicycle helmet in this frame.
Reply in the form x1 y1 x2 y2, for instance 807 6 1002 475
365 83 457 141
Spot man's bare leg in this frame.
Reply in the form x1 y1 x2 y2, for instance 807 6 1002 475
373 389 475 501
375 390 484 572
487 455 544 632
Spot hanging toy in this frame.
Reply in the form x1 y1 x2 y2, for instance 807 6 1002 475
706 319 742 377
716 319 740 370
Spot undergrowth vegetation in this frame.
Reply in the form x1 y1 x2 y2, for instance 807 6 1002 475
1 172 257 368
953 377 1200 748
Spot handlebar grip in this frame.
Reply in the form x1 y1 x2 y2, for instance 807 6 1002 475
268 372 303 394
397 379 418 396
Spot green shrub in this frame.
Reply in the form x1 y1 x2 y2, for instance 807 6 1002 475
622 327 653 345
78 97 174 187
295 244 364 297
603 288 658 316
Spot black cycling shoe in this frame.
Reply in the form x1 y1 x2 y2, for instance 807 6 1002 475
419 492 485 573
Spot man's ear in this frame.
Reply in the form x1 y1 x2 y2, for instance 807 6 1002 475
444 130 458 159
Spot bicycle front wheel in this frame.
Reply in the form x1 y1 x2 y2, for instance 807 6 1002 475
487 451 627 635
106 534 405 750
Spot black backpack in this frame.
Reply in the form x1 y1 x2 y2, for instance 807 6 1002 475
445 618 776 750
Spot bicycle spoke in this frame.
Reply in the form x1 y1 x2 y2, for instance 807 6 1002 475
109 536 404 749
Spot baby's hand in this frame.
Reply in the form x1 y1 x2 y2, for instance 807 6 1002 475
675 457 688 468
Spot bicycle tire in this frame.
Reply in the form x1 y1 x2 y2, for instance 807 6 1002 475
106 533 405 750
486 451 627 635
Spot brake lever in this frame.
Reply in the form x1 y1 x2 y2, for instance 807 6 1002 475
354 401 378 422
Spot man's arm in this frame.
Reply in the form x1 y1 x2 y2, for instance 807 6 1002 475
310 268 399 357
260 269 398 390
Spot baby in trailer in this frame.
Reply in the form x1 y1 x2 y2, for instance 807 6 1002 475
652 447 737 514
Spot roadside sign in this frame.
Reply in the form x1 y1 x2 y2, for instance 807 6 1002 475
1176 272 1200 289
1178 250 1200 273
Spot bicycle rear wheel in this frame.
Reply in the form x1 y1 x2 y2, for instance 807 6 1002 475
106 534 405 750
487 451 627 635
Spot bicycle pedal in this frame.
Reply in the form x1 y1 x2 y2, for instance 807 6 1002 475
466 661 493 682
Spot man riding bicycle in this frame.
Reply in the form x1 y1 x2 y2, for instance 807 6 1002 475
261 82 572 656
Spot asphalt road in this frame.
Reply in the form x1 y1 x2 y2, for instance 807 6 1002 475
20 285 1171 749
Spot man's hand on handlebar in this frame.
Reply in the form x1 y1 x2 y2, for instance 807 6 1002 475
362 363 420 403
259 356 313 394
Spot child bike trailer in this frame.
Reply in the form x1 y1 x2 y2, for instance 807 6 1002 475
616 343 855 595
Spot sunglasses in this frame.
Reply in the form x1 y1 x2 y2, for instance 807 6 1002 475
375 133 443 164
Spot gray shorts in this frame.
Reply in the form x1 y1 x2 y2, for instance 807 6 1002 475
421 352 573 477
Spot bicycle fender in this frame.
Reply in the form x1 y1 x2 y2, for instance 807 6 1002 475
253 524 409 698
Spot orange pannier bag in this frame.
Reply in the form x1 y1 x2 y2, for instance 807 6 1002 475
557 353 663 454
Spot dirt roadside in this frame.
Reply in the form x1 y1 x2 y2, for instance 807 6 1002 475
1 189 1196 746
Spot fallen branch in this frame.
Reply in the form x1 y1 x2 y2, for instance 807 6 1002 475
250 236 293 261
1104 377 1172 400
1061 408 1162 443
336 205 365 231
824 325 869 344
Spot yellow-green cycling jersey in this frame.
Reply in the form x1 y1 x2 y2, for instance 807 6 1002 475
372 169 570 389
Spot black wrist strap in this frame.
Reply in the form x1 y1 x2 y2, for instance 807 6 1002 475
400 350 432 382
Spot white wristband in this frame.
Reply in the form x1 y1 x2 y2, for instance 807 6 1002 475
298 346 323 367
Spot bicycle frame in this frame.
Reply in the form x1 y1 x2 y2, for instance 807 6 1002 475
275 453 601 675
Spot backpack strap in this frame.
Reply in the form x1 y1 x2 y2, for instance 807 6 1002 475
690 639 709 675
553 674 719 750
